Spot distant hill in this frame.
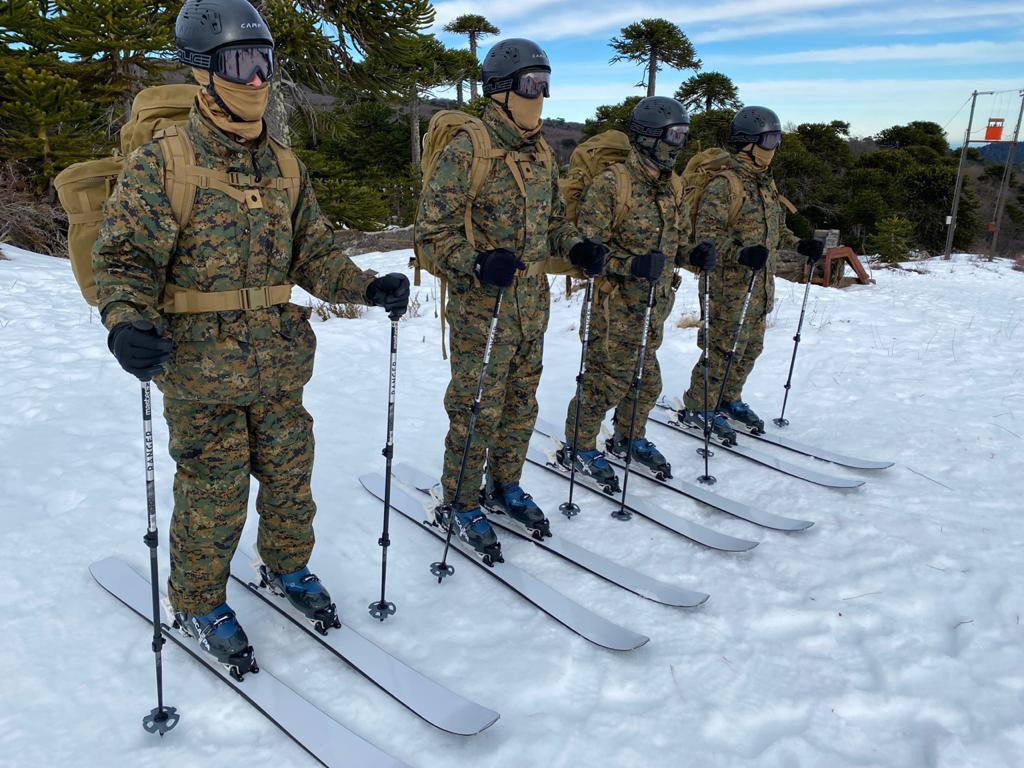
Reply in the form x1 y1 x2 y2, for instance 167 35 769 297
978 142 1024 166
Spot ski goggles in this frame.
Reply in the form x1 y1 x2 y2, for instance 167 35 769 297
213 44 275 84
663 124 690 147
756 131 782 150
514 70 551 99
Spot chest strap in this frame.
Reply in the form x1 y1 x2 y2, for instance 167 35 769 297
161 283 293 314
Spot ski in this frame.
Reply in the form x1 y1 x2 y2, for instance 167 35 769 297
523 442 761 549
655 398 893 470
532 420 812 532
90 557 409 768
391 463 708 608
228 550 499 736
359 474 649 652
647 407 864 489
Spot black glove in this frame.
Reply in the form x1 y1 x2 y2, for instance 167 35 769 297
797 238 825 263
473 248 524 288
738 245 769 271
568 238 607 277
631 250 666 281
367 273 411 318
689 240 717 270
107 319 172 381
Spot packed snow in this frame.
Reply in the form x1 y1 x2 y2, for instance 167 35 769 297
1 243 1022 768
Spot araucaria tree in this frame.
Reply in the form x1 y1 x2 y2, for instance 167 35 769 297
442 13 499 100
675 71 741 114
610 18 700 97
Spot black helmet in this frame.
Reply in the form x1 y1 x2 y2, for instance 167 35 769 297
730 106 782 149
482 38 551 96
629 96 690 171
629 96 690 140
176 0 274 70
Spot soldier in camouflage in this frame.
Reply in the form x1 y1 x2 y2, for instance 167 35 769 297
558 96 708 484
415 38 606 557
680 106 822 440
93 0 410 669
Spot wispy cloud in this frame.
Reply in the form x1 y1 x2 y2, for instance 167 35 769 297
746 40 1024 64
694 3 1023 44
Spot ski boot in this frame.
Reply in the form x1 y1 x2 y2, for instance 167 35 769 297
555 443 621 494
259 564 342 635
481 475 552 539
172 602 258 681
721 399 765 434
605 432 672 479
678 408 738 446
432 503 504 565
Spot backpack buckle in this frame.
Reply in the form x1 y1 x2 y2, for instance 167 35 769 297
239 286 271 310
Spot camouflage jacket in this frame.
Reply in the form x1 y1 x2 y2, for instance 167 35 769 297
415 103 581 342
577 149 691 336
92 107 377 405
695 155 799 311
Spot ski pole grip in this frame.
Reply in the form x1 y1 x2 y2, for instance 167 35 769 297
738 244 769 271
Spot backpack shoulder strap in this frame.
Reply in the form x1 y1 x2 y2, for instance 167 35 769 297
154 125 196 229
458 120 500 250
610 162 632 229
770 179 798 214
268 137 302 215
708 168 745 226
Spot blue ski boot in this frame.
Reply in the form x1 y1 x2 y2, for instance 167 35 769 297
481 475 552 539
555 443 621 493
172 602 258 680
259 564 342 635
606 432 672 479
679 408 738 445
433 503 503 565
721 399 765 434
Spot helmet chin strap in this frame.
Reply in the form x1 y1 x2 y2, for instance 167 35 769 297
206 78 244 123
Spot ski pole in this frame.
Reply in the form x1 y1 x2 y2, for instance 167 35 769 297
712 246 768 424
559 276 595 519
697 266 716 485
140 381 179 736
369 314 400 620
611 280 656 522
774 255 821 428
431 288 504 581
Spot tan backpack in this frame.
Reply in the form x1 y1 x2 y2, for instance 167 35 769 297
680 148 746 238
559 130 634 227
55 84 301 309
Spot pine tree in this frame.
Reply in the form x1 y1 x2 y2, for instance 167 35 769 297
442 14 499 100
49 0 176 126
868 215 915 263
0 65 102 192
609 19 700 97
674 71 740 113
581 96 643 139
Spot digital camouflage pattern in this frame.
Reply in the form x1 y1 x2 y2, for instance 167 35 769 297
564 149 691 449
683 154 799 408
416 103 581 507
92 105 377 612
93 106 378 405
165 390 316 614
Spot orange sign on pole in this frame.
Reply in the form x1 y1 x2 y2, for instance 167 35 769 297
985 118 1005 141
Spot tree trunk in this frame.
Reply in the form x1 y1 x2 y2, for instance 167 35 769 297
456 79 464 106
469 32 479 100
265 80 292 145
647 51 657 97
705 94 712 113
409 90 421 167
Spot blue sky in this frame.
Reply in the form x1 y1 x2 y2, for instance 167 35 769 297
431 0 1024 144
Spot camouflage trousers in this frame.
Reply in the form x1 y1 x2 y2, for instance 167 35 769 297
683 277 767 410
164 389 317 614
563 293 666 450
442 321 543 509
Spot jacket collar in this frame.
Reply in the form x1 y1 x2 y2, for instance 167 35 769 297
483 102 541 151
627 149 674 194
186 103 268 160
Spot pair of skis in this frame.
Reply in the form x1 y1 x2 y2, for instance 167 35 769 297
92 549 500 768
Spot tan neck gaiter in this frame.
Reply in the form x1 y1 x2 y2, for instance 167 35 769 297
192 68 268 141
492 94 544 138
738 143 776 171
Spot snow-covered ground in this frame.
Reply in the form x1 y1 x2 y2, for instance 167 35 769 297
1 243 1022 768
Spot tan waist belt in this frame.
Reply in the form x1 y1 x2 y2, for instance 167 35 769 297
162 284 293 314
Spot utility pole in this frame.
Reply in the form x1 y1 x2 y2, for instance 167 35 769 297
944 90 992 259
990 90 1024 259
